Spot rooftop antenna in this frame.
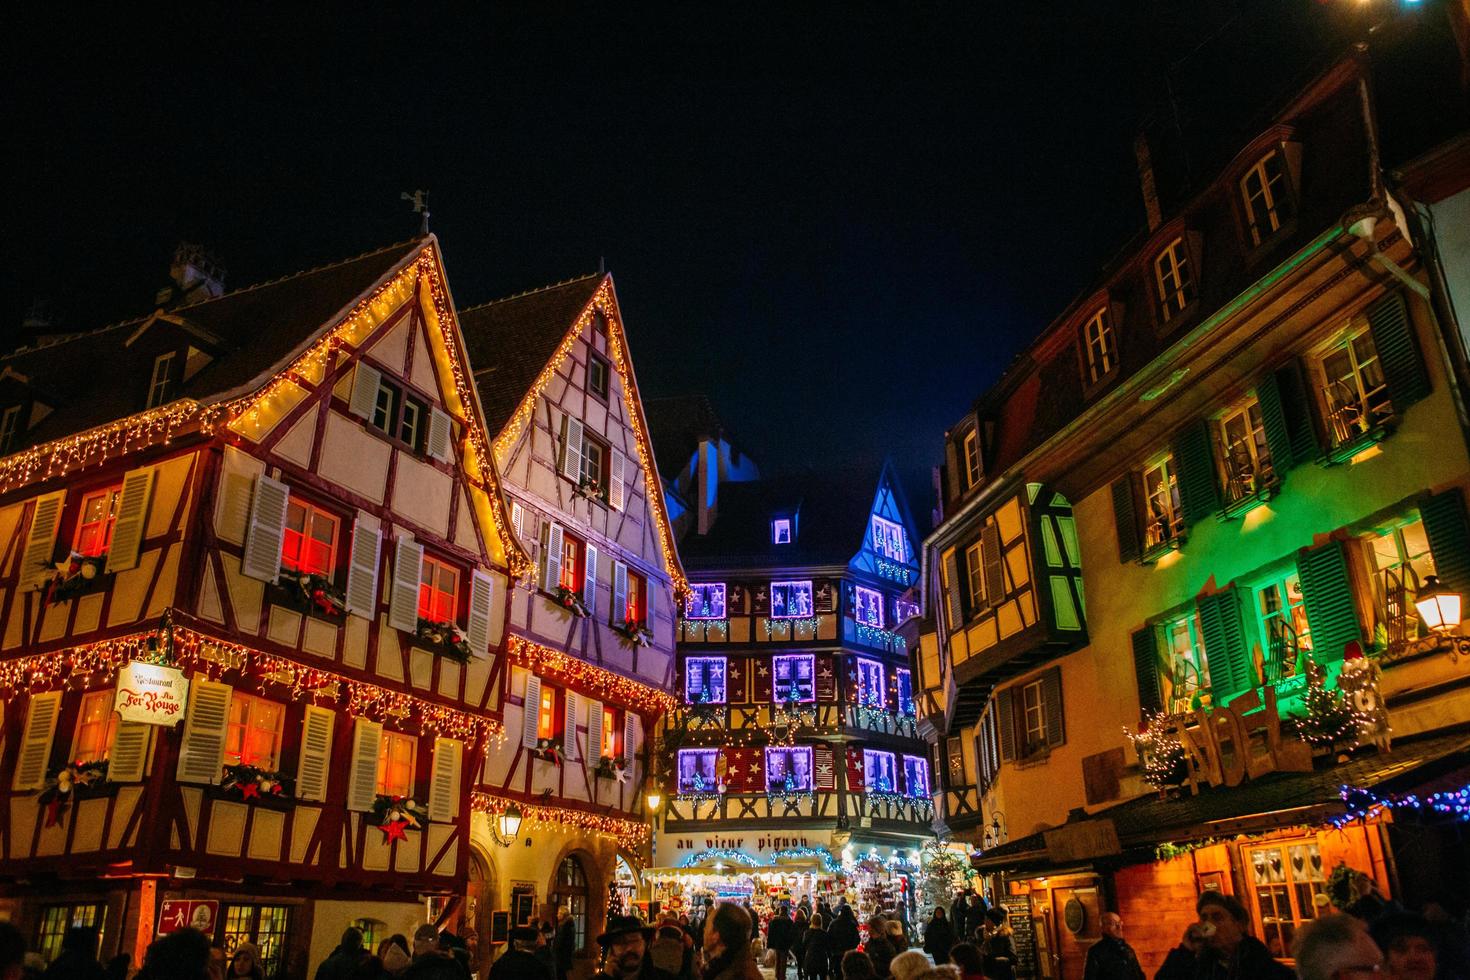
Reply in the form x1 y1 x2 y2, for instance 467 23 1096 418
598 255 606 275
401 190 430 235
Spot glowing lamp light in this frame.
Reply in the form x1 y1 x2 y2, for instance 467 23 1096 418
646 790 663 813
495 804 523 847
1415 576 1462 634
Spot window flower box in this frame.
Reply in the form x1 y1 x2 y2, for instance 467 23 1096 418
371 794 429 841
415 618 471 661
551 586 589 618
594 756 628 781
40 553 112 607
221 764 294 807
529 739 564 766
573 476 604 503
273 570 347 619
38 760 109 827
613 619 654 647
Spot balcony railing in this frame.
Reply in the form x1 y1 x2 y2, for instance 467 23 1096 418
1382 566 1421 655
1263 618 1304 686
1219 441 1275 510
1322 379 1393 451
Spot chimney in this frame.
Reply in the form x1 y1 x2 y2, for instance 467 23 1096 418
159 243 225 308
695 439 719 536
1134 133 1163 232
17 299 66 348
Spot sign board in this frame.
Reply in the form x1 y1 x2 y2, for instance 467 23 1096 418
114 661 190 726
1043 818 1121 863
1000 895 1037 978
158 900 218 936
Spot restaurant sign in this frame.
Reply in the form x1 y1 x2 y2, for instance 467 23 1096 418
114 661 190 726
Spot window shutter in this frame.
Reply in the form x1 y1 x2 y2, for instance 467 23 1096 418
1110 476 1141 563
558 415 584 481
521 676 542 749
1042 667 1065 747
467 568 495 657
1276 359 1321 464
1255 371 1297 473
944 440 962 502
104 466 156 573
943 551 963 629
996 688 1016 763
1421 489 1470 596
563 693 580 761
1131 627 1163 717
1172 420 1221 525
980 523 1005 605
295 705 336 803
586 699 604 763
612 561 629 627
610 449 627 511
541 523 564 592
511 501 525 542
345 717 384 812
1296 540 1363 662
426 407 453 463
107 722 151 783
349 362 382 419
12 691 62 790
20 491 66 588
623 712 639 769
583 545 599 616
241 475 290 583
1196 588 1252 699
427 737 463 822
176 679 232 785
388 536 424 633
1367 290 1429 410
345 519 382 619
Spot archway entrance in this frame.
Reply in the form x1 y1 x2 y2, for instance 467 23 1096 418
466 846 495 977
555 855 590 954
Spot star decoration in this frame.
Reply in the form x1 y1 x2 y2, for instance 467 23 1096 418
379 819 409 843
239 782 260 800
758 666 769 676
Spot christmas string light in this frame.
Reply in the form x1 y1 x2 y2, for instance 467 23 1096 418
470 792 651 845
679 848 761 868
1332 781 1470 828
1124 712 1190 789
507 635 676 715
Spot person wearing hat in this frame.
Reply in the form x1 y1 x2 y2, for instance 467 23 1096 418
225 942 264 980
489 926 553 980
593 915 655 980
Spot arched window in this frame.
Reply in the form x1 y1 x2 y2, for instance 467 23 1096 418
555 855 589 950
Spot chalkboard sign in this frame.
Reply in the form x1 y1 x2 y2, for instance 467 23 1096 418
1000 895 1038 979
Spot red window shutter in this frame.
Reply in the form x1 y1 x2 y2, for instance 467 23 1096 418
754 659 773 702
815 655 837 701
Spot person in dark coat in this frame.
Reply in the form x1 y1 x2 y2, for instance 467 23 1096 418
860 916 895 978
1154 892 1293 980
316 928 368 980
489 927 553 980
41 927 104 980
981 908 1016 980
802 914 832 980
767 906 796 980
792 911 810 980
951 894 971 946
1083 913 1144 980
921 907 955 965
137 928 213 980
826 907 860 979
553 909 577 980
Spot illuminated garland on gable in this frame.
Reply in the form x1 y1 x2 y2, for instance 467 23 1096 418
679 847 761 868
507 635 676 715
470 792 651 846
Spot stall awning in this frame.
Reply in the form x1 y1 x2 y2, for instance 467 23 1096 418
971 730 1470 874
646 860 829 878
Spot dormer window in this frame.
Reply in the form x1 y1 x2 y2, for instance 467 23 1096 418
147 352 177 408
1154 238 1196 323
1081 307 1118 384
870 515 907 562
962 430 982 489
587 353 610 400
1241 150 1294 247
772 518 792 545
369 375 428 452
0 405 21 453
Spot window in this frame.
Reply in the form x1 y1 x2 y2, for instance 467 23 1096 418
1081 307 1117 383
1246 841 1328 960
376 731 417 797
863 749 897 793
369 376 428 451
1316 327 1392 449
537 685 561 741
587 353 610 400
772 654 815 703
74 485 123 557
1364 516 1436 649
1160 613 1211 712
855 658 885 710
282 499 340 576
772 519 792 545
0 404 21 453
895 597 920 624
854 586 884 628
871 515 907 561
602 705 623 758
945 735 965 787
222 904 292 980
352 919 385 954
766 746 813 792
677 748 719 793
73 690 119 764
35 904 105 966
902 755 930 797
625 569 647 627
964 540 985 614
685 656 727 704
1241 150 1293 247
1020 680 1046 755
1141 456 1184 550
147 352 177 408
977 706 999 792
418 554 461 623
1216 399 1274 505
896 669 915 717
769 580 813 618
1154 237 1196 322
1254 570 1313 684
962 430 982 489
557 532 586 593
226 694 285 770
556 857 589 953
686 583 727 620
581 435 608 499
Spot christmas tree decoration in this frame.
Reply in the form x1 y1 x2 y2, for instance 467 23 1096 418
1124 712 1189 789
1299 658 1358 750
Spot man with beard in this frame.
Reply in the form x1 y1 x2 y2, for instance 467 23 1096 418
593 915 656 980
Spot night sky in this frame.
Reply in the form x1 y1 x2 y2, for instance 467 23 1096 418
3 4 1364 519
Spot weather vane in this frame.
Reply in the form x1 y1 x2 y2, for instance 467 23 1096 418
400 189 430 235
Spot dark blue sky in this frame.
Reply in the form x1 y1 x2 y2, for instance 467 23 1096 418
2 4 1367 514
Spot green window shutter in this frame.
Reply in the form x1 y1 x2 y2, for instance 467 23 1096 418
1042 667 1065 748
1172 420 1221 525
1196 588 1252 699
1255 370 1297 473
996 688 1016 763
1420 489 1470 595
1111 476 1141 564
1296 540 1363 663
1131 626 1163 717
1274 359 1321 464
1368 290 1429 410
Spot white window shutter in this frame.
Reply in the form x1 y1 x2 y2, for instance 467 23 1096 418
612 561 629 627
563 693 580 761
622 712 638 769
346 717 384 812
345 519 382 619
349 362 382 419
583 545 599 616
388 536 424 633
586 699 604 763
295 705 336 803
12 691 62 790
467 569 494 657
541 523 564 592
176 679 232 784
610 449 627 511
428 737 463 822
241 475 290 583
107 722 151 783
521 676 542 749
427 407 453 463
558 415 584 481
104 467 156 573
20 491 65 588
511 502 525 542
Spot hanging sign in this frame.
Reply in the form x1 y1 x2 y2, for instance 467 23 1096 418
158 899 217 935
114 661 190 726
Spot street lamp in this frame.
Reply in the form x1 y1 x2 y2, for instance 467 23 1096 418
1416 576 1462 634
982 812 1007 850
646 789 663 813
492 803 522 847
